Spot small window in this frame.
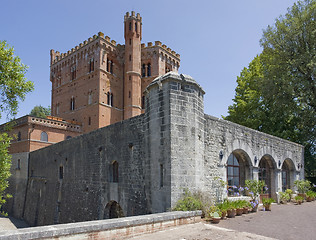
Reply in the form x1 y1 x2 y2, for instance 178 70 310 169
59 166 64 180
160 164 163 188
142 96 145 109
142 64 146 77
17 159 21 170
129 38 131 45
56 103 60 115
70 97 75 111
135 22 137 32
88 117 91 125
17 131 21 141
107 92 113 107
147 63 151 77
88 92 93 105
129 55 131 61
129 22 132 31
66 136 72 140
89 58 94 72
129 91 131 98
41 132 48 142
112 161 118 183
71 66 76 80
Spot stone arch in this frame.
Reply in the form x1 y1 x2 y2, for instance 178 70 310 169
103 201 124 219
281 158 296 191
226 149 252 189
258 154 277 198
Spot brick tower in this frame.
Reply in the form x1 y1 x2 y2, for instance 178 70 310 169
124 11 142 119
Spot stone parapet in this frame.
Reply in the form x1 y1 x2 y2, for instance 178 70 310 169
0 211 201 240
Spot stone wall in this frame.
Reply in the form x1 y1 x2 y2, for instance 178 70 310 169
23 115 148 226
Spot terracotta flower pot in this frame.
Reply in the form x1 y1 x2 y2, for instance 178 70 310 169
243 207 249 214
236 208 243 216
221 211 227 219
227 209 236 218
212 217 221 224
264 204 271 211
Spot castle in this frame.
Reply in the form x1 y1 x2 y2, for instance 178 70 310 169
2 12 304 227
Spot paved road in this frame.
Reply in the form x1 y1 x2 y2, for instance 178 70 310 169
129 201 316 240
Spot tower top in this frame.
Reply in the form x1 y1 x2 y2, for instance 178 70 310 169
124 11 142 21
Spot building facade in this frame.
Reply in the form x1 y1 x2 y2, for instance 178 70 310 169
2 12 304 226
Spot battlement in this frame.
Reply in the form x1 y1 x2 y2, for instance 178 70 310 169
50 32 117 65
124 11 142 21
141 41 180 59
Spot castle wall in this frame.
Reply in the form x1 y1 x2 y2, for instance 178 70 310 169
4 152 29 219
23 115 148 226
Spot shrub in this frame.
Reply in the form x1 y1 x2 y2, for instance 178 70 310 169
279 192 290 203
294 180 311 194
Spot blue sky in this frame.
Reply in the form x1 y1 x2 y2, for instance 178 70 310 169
1 0 298 124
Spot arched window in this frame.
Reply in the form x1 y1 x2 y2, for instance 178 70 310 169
107 92 114 107
41 132 48 142
147 63 151 77
70 97 75 111
227 153 239 188
17 131 21 141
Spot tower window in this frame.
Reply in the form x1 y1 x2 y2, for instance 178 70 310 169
129 38 131 45
88 117 91 125
71 66 76 80
135 22 137 32
147 63 151 77
107 92 114 107
142 64 146 77
129 91 131 98
129 22 132 31
88 92 93 105
17 159 21 170
70 97 75 111
89 58 94 72
41 132 48 142
17 131 21 141
129 55 131 61
56 103 60 115
142 96 145 109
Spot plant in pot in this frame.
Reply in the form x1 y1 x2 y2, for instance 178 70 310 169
234 200 244 216
242 200 251 214
295 195 304 205
226 201 236 218
206 205 221 223
245 179 266 202
262 198 274 211
250 199 259 212
306 191 315 202
294 180 311 199
285 189 293 202
217 200 228 219
279 192 290 204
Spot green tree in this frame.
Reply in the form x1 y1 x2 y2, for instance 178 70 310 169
30 105 51 118
0 40 34 214
225 0 316 177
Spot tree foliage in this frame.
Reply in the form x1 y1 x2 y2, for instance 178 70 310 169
225 0 316 177
0 40 34 119
0 40 34 214
30 105 51 118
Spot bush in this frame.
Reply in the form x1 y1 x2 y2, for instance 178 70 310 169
294 180 311 194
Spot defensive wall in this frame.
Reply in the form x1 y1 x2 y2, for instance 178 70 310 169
14 72 303 226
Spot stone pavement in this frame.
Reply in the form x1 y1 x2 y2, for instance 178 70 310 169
128 201 316 240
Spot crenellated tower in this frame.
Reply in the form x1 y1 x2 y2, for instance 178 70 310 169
124 11 142 119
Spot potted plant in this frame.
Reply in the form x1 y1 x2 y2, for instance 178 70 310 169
306 191 315 202
234 200 244 216
243 200 251 214
211 212 221 223
294 180 311 199
285 189 293 202
279 192 290 204
226 201 236 218
262 198 274 211
217 200 228 219
245 179 266 202
295 195 304 205
250 199 259 212
205 205 221 223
